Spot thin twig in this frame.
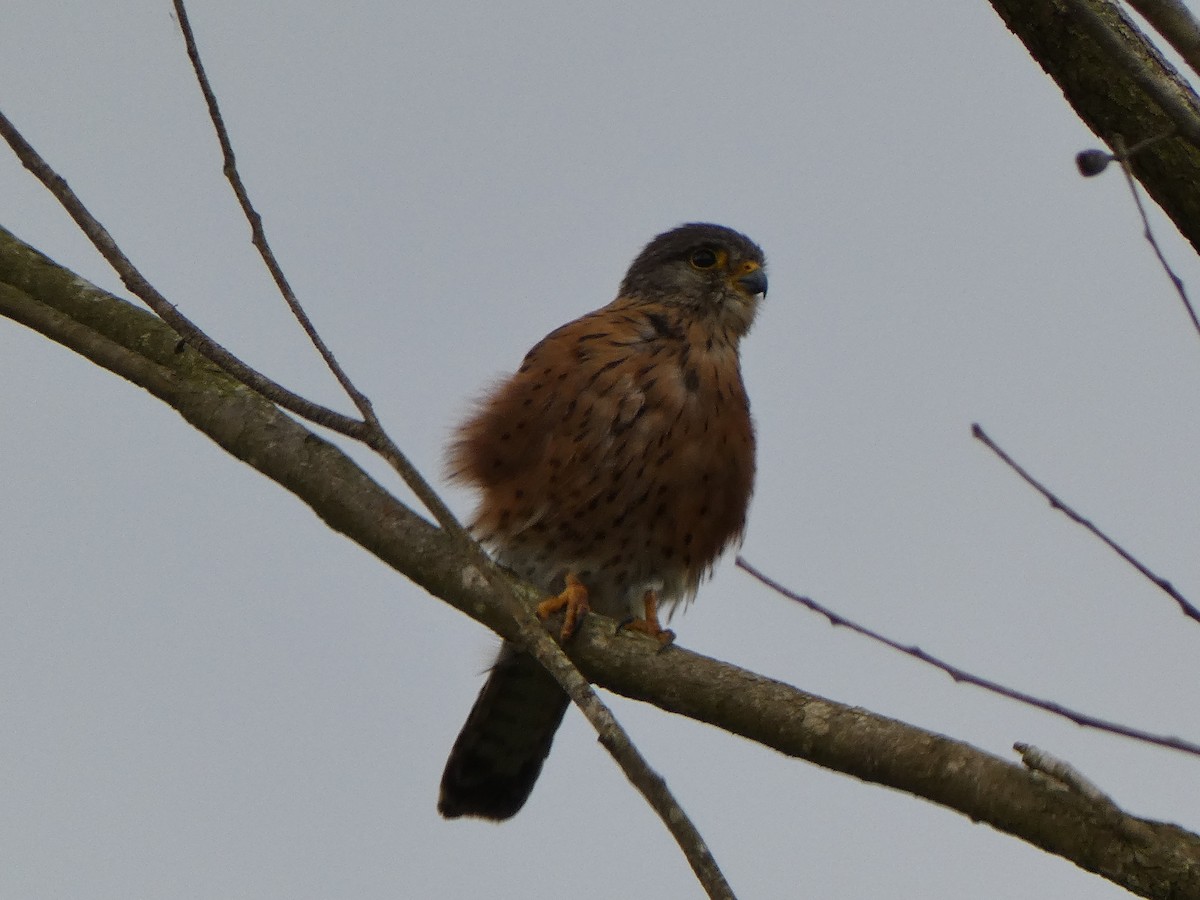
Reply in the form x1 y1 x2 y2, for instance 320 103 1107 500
737 556 1200 758
499 587 735 899
1076 126 1176 176
170 0 466 540
973 423 1200 624
172 0 358 408
1111 135 1200 340
0 109 365 440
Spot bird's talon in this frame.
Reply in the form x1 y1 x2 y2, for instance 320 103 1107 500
536 573 590 641
617 589 674 647
620 617 675 646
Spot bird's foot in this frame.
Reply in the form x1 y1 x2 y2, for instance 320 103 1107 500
618 590 676 649
536 572 590 641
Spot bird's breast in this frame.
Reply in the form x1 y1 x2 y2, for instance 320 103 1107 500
459 312 756 614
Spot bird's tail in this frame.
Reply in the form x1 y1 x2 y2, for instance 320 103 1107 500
437 643 570 820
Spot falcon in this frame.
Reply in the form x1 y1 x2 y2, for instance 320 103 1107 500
439 223 767 820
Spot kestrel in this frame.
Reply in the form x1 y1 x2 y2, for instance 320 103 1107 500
438 223 767 820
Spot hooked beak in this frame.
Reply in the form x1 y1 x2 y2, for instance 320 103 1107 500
735 264 768 298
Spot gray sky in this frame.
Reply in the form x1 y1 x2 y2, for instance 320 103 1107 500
3 2 1199 898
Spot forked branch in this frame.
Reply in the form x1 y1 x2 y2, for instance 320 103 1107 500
0 12 730 889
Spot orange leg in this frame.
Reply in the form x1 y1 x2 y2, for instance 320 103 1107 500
536 572 591 641
620 590 676 647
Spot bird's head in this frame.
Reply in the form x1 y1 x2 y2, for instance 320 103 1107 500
618 222 767 336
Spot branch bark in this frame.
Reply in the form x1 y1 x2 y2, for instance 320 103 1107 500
4 224 1199 898
1125 0 1200 78
987 0 1200 255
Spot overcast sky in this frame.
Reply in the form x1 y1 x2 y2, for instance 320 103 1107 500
3 2 1200 898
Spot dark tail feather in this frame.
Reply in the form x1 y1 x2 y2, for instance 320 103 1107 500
438 643 570 820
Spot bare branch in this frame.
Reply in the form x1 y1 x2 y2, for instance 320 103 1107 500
973 423 1200 624
3 66 728 894
0 109 367 440
1059 0 1200 146
169 0 469 540
737 556 1200 758
1125 0 1200 80
172 0 357 407
163 8 727 889
508 601 735 899
1110 134 1200 340
988 0 1200 255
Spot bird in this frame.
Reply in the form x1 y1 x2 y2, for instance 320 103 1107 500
438 222 767 821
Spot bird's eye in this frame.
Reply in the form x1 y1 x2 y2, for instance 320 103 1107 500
690 248 719 269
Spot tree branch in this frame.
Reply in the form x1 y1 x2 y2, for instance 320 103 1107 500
168 0 470 541
0 215 732 896
4 224 1200 899
738 556 1200 757
973 424 1200 625
159 25 710 870
1125 0 1200 80
987 0 1200 255
0 108 366 439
